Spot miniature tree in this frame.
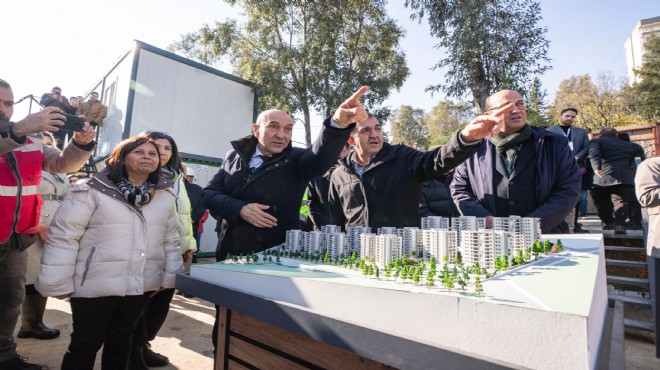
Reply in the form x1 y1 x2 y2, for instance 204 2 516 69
413 267 421 286
411 250 417 258
323 252 330 264
367 264 374 278
543 239 552 254
532 240 542 256
458 274 467 291
276 254 281 264
514 250 524 265
474 275 483 297
393 267 401 282
472 262 481 275
456 251 462 264
494 256 502 271
426 273 435 290
384 265 392 281
362 262 368 276
442 256 448 263
556 239 564 252
267 256 273 263
502 255 509 268
440 265 449 283
523 247 531 262
351 251 358 261
232 255 239 262
443 272 455 293
226 253 232 261
462 266 470 284
429 257 437 269
374 265 380 280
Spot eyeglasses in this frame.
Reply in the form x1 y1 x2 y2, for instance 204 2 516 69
487 100 526 112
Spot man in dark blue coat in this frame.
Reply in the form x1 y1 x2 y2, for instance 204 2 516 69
589 127 638 234
451 90 581 233
202 87 368 261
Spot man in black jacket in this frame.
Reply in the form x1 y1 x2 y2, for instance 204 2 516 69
306 142 351 230
328 103 513 230
589 127 638 234
202 87 368 261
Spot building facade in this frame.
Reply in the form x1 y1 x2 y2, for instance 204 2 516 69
625 16 660 84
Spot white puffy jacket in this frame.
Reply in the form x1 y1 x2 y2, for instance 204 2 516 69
36 171 183 298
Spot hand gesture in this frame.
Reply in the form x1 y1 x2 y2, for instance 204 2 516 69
183 250 194 263
72 122 96 145
332 86 369 127
11 107 65 137
37 223 49 242
459 103 515 143
240 203 277 228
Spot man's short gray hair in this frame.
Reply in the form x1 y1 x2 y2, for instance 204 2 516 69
0 79 12 90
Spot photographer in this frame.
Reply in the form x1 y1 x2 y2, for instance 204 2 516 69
40 86 76 147
1 79 96 370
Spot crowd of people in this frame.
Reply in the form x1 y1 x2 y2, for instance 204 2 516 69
39 87 107 148
0 77 657 370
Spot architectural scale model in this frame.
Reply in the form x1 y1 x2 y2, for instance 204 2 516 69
224 216 565 297
190 229 607 369
282 215 542 269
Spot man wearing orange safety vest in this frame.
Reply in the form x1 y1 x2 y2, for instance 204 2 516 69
0 79 96 370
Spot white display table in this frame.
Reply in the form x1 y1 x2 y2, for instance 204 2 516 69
179 234 618 370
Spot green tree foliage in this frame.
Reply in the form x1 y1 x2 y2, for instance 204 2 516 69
526 77 549 127
405 0 550 111
633 35 660 120
390 105 429 150
168 0 409 147
549 72 639 130
474 275 483 297
425 101 474 146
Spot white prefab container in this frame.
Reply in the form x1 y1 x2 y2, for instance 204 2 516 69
90 40 257 256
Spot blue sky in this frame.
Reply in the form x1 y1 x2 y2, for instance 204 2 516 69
2 0 659 141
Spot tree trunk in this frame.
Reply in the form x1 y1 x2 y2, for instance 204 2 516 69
302 105 312 148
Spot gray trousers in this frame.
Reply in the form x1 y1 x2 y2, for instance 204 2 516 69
0 249 28 361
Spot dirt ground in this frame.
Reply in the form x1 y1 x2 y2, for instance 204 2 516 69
14 294 215 370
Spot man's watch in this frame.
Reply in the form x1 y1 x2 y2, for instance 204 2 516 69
0 121 12 138
0 121 24 143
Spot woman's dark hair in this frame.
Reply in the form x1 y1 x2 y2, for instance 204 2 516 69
105 136 161 184
139 131 183 173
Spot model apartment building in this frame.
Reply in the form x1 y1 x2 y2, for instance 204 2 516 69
282 216 541 269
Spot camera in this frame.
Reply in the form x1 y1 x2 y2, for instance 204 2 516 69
56 113 85 132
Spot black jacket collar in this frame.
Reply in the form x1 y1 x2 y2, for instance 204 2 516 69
231 135 293 165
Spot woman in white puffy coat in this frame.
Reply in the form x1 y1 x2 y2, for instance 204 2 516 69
36 136 183 370
129 131 195 368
